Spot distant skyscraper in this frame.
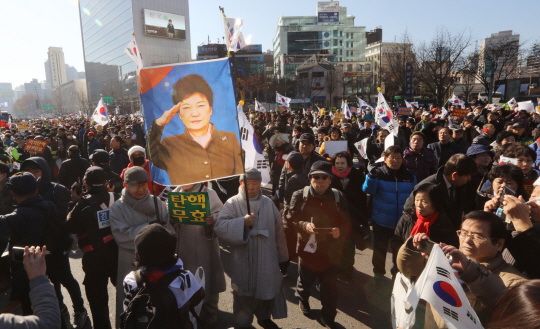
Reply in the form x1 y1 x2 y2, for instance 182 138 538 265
48 47 68 88
44 60 52 89
0 83 14 112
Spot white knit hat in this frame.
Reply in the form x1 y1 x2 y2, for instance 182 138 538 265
128 145 146 158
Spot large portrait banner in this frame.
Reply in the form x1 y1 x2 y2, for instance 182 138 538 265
140 58 244 186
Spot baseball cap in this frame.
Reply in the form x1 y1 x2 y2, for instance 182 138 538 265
512 122 525 129
309 160 332 177
88 132 95 136
6 172 38 195
299 133 315 144
284 151 303 170
84 166 107 187
90 149 110 166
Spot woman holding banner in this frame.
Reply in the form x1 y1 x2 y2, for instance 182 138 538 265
147 74 244 186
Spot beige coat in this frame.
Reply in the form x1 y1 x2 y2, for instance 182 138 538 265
396 237 527 328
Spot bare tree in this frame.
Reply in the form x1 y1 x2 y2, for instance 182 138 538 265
76 90 92 117
380 31 416 102
413 28 472 107
325 67 343 108
13 94 39 118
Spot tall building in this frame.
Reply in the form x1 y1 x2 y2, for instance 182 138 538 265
0 83 14 112
65 64 79 82
24 79 44 99
52 79 88 114
78 0 192 108
48 47 68 88
273 4 366 78
365 40 412 85
478 30 520 79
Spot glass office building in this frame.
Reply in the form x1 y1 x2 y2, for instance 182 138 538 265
273 6 366 78
78 0 191 110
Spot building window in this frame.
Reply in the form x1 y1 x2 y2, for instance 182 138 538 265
347 64 352 72
312 72 324 78
346 51 349 57
340 49 342 55
366 64 371 71
351 42 354 47
346 32 349 39
346 42 348 48
340 31 343 37
339 40 342 46
333 30 338 37
333 39 337 46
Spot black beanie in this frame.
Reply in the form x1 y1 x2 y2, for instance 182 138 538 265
134 224 177 268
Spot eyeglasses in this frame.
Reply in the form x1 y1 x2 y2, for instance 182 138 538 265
456 230 493 243
311 175 329 180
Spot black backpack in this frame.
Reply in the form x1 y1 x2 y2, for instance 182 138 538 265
44 183 73 254
120 269 203 329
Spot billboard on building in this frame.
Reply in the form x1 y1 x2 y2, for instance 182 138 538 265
143 9 186 40
317 2 339 23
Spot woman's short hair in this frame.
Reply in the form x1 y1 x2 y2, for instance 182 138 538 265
495 131 518 145
502 143 536 161
383 145 403 158
172 74 214 107
487 280 540 329
332 151 353 167
413 183 443 212
488 163 524 187
329 127 341 138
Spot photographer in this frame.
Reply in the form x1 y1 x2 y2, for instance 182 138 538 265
65 166 120 329
0 246 61 329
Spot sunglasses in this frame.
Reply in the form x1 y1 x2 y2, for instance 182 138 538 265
311 175 329 180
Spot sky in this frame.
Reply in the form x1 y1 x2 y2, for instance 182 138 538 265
0 0 538 88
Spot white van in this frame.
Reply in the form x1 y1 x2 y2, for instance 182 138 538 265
478 92 503 104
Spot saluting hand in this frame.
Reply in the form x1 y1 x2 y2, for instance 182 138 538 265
155 102 182 126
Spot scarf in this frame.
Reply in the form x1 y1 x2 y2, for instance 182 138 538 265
121 188 156 218
410 209 439 237
332 166 351 179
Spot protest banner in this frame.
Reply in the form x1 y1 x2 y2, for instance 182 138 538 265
24 139 48 153
168 192 210 225
452 109 469 118
17 125 29 131
333 112 345 122
140 58 243 186
398 107 412 116
324 140 347 157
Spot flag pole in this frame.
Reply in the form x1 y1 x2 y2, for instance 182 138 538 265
221 6 251 217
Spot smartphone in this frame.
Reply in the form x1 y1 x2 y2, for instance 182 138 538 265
11 247 25 262
313 228 333 233
417 239 436 255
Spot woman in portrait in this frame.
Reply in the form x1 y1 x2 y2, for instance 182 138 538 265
148 74 244 185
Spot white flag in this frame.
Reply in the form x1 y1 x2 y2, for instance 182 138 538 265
448 94 465 107
235 32 247 51
507 97 517 107
354 137 369 159
303 108 306 115
406 245 483 329
405 101 419 108
441 107 449 118
375 91 399 137
254 100 267 113
92 99 110 125
276 93 291 107
357 96 374 110
223 17 243 52
341 100 352 119
237 104 271 185
124 37 144 75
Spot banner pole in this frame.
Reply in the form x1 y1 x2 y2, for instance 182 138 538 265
222 6 251 217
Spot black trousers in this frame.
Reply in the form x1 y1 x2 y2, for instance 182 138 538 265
10 262 32 315
295 259 338 321
82 244 118 329
372 223 397 276
47 252 85 313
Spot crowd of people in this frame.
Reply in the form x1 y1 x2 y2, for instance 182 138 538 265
0 100 538 329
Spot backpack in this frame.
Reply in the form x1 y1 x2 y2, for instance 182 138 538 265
120 270 202 329
300 186 341 211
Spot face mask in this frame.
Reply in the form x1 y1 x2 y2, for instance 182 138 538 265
132 155 145 166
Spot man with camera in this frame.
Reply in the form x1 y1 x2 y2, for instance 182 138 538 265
66 166 120 329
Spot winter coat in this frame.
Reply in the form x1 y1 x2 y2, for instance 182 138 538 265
506 224 540 278
331 168 368 230
285 186 352 271
427 141 462 167
22 157 71 222
172 184 226 297
390 209 458 257
282 169 310 208
362 164 416 229
278 151 325 203
403 167 468 230
0 275 60 328
109 147 130 175
214 188 288 316
86 138 101 157
472 133 495 147
529 139 540 169
58 155 91 190
402 147 438 183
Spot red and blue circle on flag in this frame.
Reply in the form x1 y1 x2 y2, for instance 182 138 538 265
433 281 462 307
